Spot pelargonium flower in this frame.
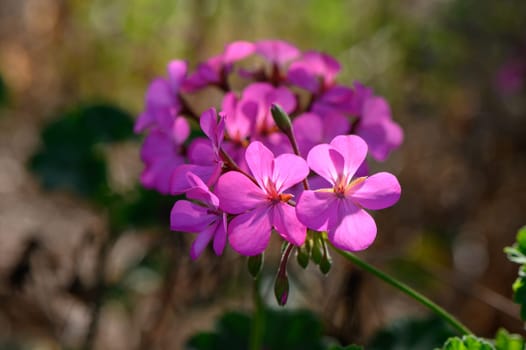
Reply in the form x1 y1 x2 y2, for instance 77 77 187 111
215 141 309 256
352 82 403 161
182 41 255 92
170 172 227 260
139 116 190 194
287 51 341 93
296 135 401 252
135 60 187 133
311 85 355 118
221 82 296 157
255 40 300 66
171 108 225 193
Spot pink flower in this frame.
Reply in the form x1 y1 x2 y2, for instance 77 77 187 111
170 173 227 260
311 85 355 117
221 82 296 157
182 41 255 92
293 112 350 157
287 51 341 93
255 40 300 66
215 142 309 256
135 60 187 133
351 82 403 161
171 108 225 193
139 116 190 194
240 82 297 134
296 135 401 252
355 96 404 162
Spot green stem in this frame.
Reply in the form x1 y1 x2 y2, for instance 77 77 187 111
249 277 264 350
330 244 473 336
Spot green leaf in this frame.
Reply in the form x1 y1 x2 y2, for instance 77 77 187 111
517 226 526 255
29 103 134 201
30 146 108 198
504 225 526 321
185 309 328 350
438 335 494 350
328 346 363 350
494 328 525 350
503 247 526 265
512 277 526 303
368 317 456 350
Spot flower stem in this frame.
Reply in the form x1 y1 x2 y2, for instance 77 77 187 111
249 277 264 350
329 244 473 336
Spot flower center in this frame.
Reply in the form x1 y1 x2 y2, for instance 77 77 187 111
333 176 366 198
265 180 292 203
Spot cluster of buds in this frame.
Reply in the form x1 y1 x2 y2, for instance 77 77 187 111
135 40 403 303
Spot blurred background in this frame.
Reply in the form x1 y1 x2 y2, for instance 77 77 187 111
0 0 525 349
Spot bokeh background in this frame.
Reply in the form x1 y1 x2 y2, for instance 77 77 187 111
0 0 525 349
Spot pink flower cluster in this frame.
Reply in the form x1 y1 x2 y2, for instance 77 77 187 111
135 40 402 259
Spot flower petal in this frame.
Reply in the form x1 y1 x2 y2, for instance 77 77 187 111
188 138 215 165
245 141 275 189
228 205 272 256
185 172 220 208
199 108 218 143
190 223 216 260
306 144 344 185
296 190 338 231
272 154 309 192
255 40 300 65
328 200 377 252
214 171 267 214
350 172 401 210
271 203 306 246
172 116 190 145
223 41 255 63
167 60 187 92
293 113 323 156
329 135 368 181
212 214 228 256
170 200 214 232
171 164 217 195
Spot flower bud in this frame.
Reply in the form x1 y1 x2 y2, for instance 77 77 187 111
311 235 323 265
296 241 311 269
274 272 289 306
319 240 332 274
270 103 292 133
247 253 264 279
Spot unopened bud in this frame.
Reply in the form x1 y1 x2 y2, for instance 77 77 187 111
311 235 323 265
270 104 292 133
274 272 290 306
247 253 264 279
296 242 311 269
319 240 332 274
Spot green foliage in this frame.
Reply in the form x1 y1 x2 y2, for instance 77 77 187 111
29 103 135 200
106 188 177 231
494 329 525 350
438 335 494 350
368 317 456 350
504 226 526 321
328 346 363 350
186 309 351 350
437 329 525 350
